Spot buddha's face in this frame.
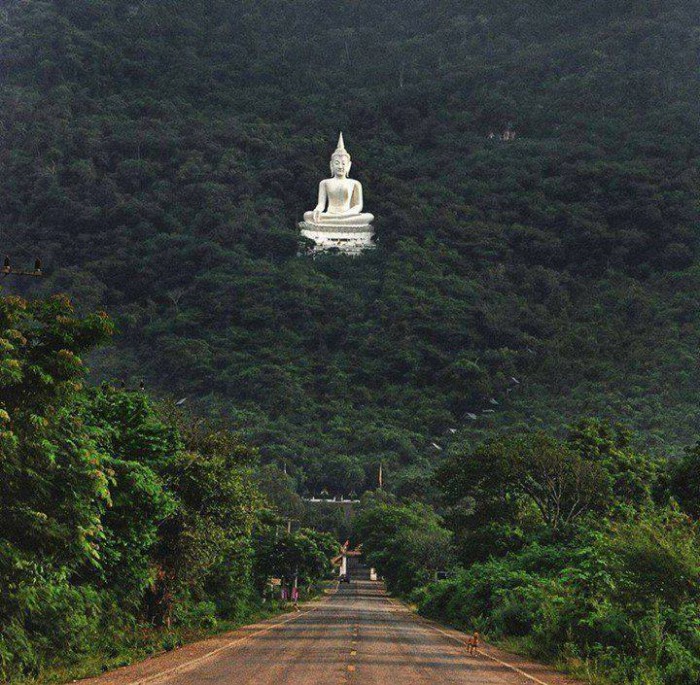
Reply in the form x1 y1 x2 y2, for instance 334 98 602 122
330 153 351 178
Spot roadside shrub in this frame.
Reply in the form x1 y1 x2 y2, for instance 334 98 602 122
172 600 219 629
19 583 106 663
416 516 700 685
0 620 39 680
492 597 534 637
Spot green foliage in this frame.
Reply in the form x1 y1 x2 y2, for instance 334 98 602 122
355 494 453 594
670 445 700 518
0 294 112 612
417 513 700 685
1 1 698 493
435 421 664 565
567 419 665 507
83 390 179 606
0 294 335 680
604 507 700 611
255 463 306 521
0 294 116 677
151 430 262 625
253 527 337 590
356 424 700 684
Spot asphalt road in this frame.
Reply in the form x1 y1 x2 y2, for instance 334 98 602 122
86 580 581 685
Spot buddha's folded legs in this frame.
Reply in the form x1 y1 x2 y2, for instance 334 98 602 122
303 211 374 225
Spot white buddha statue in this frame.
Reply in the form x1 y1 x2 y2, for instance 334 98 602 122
301 133 374 229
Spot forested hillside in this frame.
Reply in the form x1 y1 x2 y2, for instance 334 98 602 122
1 0 699 493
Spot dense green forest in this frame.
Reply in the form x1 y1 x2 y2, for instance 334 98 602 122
2 3 700 684
0 294 336 680
1 0 699 494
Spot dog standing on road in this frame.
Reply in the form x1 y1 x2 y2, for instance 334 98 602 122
467 631 479 655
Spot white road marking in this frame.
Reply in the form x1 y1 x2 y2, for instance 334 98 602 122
125 600 332 685
385 595 556 685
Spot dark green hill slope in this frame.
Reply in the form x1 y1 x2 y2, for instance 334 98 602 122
1 1 699 492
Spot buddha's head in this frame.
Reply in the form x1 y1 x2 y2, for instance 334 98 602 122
330 132 351 178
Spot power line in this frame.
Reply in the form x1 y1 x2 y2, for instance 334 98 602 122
1 255 44 282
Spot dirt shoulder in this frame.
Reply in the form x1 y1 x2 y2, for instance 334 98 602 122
75 590 334 685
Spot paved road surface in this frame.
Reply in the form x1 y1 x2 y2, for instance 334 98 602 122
86 580 581 685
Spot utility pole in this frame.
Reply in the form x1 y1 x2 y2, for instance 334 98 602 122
1 255 43 283
378 462 383 489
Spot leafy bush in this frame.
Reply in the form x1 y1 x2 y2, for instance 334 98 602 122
416 513 700 685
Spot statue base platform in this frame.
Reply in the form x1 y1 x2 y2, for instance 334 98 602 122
298 223 375 256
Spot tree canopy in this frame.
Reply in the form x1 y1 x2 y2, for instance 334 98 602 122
0 1 698 491
0 294 337 680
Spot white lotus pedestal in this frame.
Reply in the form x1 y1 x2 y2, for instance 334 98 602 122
299 222 375 256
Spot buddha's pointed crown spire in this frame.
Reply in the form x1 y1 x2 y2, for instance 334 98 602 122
331 131 350 161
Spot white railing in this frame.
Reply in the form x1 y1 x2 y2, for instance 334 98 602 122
302 497 361 504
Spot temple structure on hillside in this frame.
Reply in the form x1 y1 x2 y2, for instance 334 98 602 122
299 133 375 256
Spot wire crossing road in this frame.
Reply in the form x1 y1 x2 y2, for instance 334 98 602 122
85 581 582 685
